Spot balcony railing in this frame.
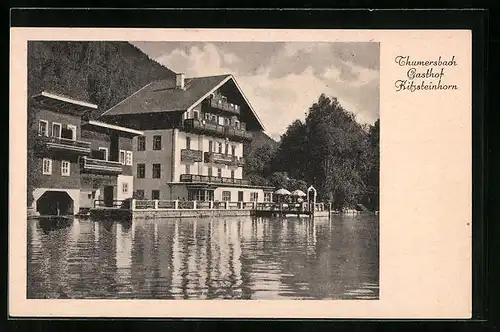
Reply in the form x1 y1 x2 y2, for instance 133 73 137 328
204 152 233 165
80 156 123 174
181 149 203 163
204 98 241 115
180 174 250 186
37 135 91 154
183 119 252 141
204 152 245 167
225 127 253 141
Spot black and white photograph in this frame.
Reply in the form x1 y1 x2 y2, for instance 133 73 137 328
26 40 380 300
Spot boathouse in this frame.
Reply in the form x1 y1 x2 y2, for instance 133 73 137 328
100 73 274 203
29 91 144 216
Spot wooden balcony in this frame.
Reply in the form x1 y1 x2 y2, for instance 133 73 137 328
181 149 203 163
180 174 250 186
80 156 123 174
204 98 241 115
224 126 252 141
204 152 245 167
37 135 91 155
183 119 225 138
183 119 252 142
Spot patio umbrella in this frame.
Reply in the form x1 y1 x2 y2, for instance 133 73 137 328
291 189 306 197
274 188 291 195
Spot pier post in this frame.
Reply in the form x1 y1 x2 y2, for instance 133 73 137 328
174 200 179 210
193 200 197 209
154 200 159 210
131 199 136 211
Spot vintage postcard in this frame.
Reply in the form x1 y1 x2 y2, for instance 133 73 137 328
9 28 472 318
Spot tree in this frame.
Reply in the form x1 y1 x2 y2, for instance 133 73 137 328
268 93 379 210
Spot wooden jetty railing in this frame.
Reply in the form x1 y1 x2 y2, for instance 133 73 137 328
93 199 331 215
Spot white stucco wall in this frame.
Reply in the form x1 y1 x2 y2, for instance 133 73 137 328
214 187 265 202
117 175 134 201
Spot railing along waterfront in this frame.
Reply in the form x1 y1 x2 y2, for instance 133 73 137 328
92 199 332 214
130 199 258 211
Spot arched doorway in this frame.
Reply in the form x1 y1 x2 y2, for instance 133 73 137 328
36 191 74 215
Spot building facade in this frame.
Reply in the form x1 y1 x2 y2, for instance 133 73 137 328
29 91 143 215
101 73 274 202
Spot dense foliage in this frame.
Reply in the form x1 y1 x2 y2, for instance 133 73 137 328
245 94 379 210
27 41 176 206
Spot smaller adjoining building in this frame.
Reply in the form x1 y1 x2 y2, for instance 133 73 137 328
29 91 144 216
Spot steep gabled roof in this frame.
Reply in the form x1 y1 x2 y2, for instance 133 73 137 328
100 74 230 116
100 74 265 131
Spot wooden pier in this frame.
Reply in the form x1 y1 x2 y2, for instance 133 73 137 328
89 199 332 219
253 202 331 217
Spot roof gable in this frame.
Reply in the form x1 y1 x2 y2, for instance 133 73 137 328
100 73 265 131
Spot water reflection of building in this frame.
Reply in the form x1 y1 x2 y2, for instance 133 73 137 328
115 222 132 292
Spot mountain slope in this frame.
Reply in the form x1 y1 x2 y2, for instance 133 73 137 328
27 41 176 118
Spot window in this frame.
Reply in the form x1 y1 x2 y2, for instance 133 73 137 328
52 123 62 138
264 193 272 202
137 136 146 151
224 118 230 126
152 190 160 200
66 124 77 140
217 168 222 178
38 120 48 136
231 145 236 156
185 164 191 175
222 191 231 202
119 150 126 165
205 113 211 121
207 166 212 177
250 192 259 202
194 111 199 120
99 147 108 161
186 137 191 150
152 164 161 178
42 158 52 175
208 141 213 152
61 160 70 176
153 135 162 150
137 164 145 178
225 143 229 155
122 182 129 194
235 121 240 129
218 142 223 153
126 151 133 165
135 190 145 199
230 170 235 179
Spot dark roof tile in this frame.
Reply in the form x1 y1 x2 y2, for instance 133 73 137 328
101 74 231 116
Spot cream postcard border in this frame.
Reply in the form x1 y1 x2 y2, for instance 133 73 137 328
10 28 472 318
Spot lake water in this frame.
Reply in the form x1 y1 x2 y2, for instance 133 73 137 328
27 214 379 300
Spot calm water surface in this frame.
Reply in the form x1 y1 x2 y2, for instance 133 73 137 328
28 215 379 300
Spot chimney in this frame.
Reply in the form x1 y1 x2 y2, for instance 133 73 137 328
176 72 185 90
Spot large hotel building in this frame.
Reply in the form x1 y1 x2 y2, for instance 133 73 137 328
100 73 273 203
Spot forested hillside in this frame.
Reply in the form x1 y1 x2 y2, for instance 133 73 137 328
28 41 176 117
